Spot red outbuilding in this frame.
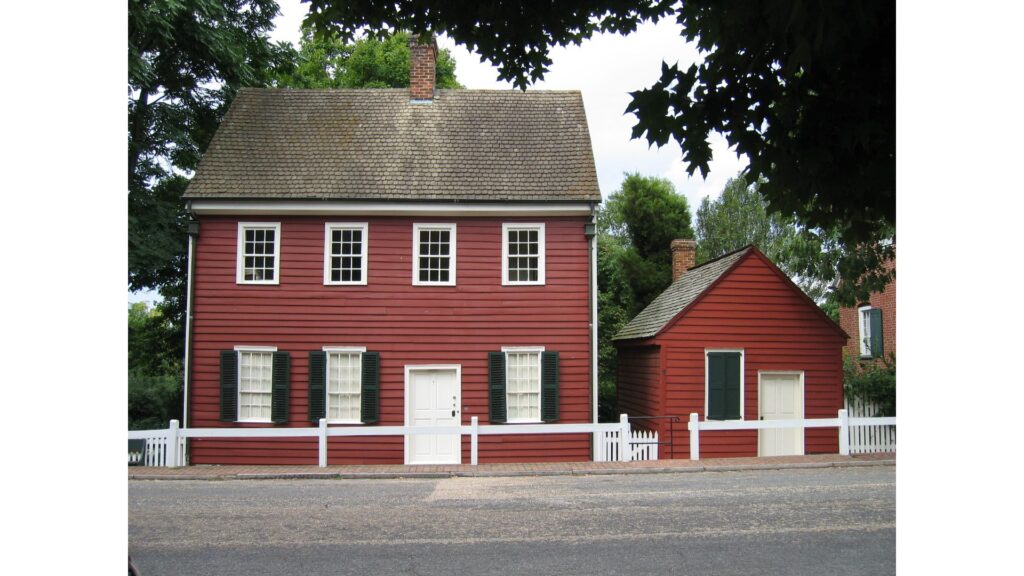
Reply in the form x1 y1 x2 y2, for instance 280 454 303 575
613 241 848 459
180 37 600 465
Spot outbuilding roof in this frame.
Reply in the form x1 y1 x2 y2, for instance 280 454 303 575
612 247 753 341
184 88 601 203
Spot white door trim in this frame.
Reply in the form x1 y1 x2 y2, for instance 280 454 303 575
757 370 805 457
404 364 462 465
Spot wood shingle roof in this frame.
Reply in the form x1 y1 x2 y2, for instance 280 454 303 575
184 88 601 202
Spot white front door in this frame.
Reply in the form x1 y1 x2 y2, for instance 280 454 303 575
759 372 804 457
406 367 461 464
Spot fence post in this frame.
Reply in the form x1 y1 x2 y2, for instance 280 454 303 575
688 413 700 461
319 418 328 467
619 414 630 462
471 416 479 466
838 409 849 456
166 420 179 468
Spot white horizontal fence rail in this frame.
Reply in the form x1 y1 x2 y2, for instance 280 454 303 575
687 409 897 460
130 415 632 468
845 397 897 453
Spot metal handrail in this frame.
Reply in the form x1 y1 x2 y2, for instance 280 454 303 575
626 415 681 459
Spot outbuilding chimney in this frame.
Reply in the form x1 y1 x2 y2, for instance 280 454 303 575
671 239 697 282
409 34 437 101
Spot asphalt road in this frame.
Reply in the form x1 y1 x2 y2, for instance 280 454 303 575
129 466 895 575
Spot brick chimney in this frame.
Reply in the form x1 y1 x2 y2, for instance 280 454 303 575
409 34 437 101
671 239 697 282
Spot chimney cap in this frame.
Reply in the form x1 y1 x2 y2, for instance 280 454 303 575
671 239 697 250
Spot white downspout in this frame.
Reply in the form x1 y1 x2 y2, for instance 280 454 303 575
590 210 599 445
183 218 197 430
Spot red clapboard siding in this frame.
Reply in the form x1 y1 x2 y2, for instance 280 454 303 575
189 215 594 465
616 250 846 459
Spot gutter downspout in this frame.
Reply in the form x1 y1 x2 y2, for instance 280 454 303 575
183 211 199 431
586 209 599 453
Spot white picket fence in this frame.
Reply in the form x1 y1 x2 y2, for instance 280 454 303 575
129 415 646 467
845 397 896 454
687 409 896 460
594 428 659 462
128 427 188 467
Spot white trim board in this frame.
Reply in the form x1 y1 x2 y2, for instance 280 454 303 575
190 200 595 217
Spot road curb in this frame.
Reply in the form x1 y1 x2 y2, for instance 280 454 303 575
128 458 894 481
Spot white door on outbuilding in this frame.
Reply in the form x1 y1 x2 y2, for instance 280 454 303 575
758 372 804 457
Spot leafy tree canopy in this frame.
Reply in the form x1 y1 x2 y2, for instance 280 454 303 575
595 173 693 419
273 29 461 89
305 0 895 301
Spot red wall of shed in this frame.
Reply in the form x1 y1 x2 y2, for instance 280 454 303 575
187 215 593 465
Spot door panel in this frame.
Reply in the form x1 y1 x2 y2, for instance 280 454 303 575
759 373 804 457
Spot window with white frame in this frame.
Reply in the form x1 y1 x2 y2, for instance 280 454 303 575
413 224 456 285
324 223 368 285
505 348 542 422
237 222 281 284
237 348 275 422
858 305 883 358
503 223 545 285
326 350 362 422
705 349 743 421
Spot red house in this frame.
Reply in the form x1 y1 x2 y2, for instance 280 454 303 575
180 38 601 465
613 241 847 459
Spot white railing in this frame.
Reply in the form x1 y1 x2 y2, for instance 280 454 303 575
845 397 896 453
129 415 637 468
686 410 897 460
128 422 188 467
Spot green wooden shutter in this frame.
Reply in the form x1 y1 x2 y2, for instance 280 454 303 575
541 351 560 422
488 352 507 423
869 308 884 358
707 353 725 420
723 353 742 420
361 352 380 424
219 350 238 422
308 351 326 422
707 352 741 420
271 352 290 423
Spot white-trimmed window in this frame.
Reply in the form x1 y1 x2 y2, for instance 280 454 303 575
413 223 456 285
325 347 365 423
705 349 744 421
237 222 281 284
502 223 545 285
236 346 277 422
324 223 368 285
858 305 883 358
504 347 543 422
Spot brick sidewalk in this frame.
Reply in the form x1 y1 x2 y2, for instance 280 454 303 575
129 452 894 480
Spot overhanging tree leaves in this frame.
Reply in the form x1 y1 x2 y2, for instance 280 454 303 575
305 0 895 303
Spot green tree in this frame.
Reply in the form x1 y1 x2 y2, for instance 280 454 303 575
595 173 694 420
129 303 183 429
129 0 291 365
696 174 834 302
272 29 462 89
304 0 895 304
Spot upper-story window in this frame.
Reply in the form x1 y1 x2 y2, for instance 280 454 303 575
237 222 281 284
413 223 456 286
502 223 545 285
324 223 368 285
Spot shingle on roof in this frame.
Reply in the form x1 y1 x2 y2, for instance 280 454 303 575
612 247 753 341
184 88 601 202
